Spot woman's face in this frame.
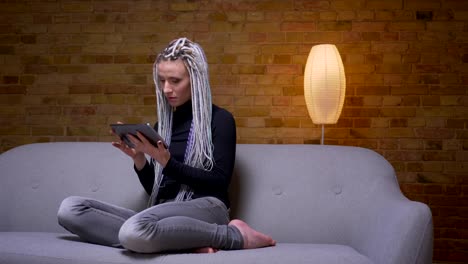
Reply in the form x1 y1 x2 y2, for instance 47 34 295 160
157 59 191 107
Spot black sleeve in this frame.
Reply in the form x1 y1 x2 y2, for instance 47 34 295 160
134 122 158 195
162 108 236 191
134 161 154 196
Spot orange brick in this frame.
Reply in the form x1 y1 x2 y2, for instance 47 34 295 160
66 126 100 136
389 22 425 31
357 10 375 20
356 86 390 95
376 64 411 74
63 106 97 116
392 85 428 95
69 85 103 94
236 117 265 128
237 65 266 74
238 127 276 138
362 32 381 41
381 107 417 117
353 22 387 32
285 117 302 127
317 21 352 31
423 127 457 139
427 22 465 32
170 2 198 11
246 85 282 96
261 44 296 54
61 2 93 12
285 32 303 42
31 126 64 136
406 0 441 9
58 65 89 74
82 24 115 33
454 11 468 20
254 96 272 106
295 1 330 9
382 96 401 106
245 22 281 32
319 11 337 21
234 107 270 117
267 65 301 75
304 32 342 42
264 118 283 127
225 10 246 21
342 32 361 42
272 55 291 64
337 11 356 20
282 86 303 96
48 24 81 34
338 43 371 53
390 118 408 128
366 0 403 9
0 85 26 94
272 96 290 106
246 11 264 21
234 96 254 106
345 64 375 74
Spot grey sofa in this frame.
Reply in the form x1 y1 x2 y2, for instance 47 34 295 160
0 142 432 264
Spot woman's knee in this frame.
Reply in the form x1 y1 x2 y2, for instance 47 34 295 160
118 215 162 253
57 196 86 227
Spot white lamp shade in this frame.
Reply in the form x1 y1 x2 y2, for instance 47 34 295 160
304 44 346 124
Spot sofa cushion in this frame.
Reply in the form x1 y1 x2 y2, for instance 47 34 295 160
0 232 373 264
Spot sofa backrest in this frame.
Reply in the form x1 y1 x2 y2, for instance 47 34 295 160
230 144 404 244
0 142 404 245
0 142 147 233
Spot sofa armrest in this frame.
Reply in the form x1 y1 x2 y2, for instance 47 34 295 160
354 199 433 264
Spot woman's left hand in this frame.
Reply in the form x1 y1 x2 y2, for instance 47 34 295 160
127 132 171 168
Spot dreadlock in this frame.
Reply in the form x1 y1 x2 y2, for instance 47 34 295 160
148 37 214 206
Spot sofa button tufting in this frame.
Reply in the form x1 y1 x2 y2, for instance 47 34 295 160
272 186 283 195
333 185 342 195
90 184 100 192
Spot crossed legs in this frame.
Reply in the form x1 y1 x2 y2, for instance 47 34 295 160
57 196 275 253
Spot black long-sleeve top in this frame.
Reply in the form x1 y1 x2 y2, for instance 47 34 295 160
135 101 236 208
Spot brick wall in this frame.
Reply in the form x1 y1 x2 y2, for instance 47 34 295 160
0 0 467 262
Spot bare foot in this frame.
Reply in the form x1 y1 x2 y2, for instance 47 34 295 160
229 219 276 249
193 247 218 253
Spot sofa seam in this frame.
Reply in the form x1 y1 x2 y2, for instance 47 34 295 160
0 251 140 264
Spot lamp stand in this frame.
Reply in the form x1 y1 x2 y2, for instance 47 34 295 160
321 124 324 145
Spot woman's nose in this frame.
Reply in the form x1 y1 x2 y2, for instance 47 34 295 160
163 81 172 94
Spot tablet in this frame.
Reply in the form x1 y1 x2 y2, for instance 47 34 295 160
110 123 168 149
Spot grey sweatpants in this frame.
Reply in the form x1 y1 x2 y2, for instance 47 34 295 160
57 196 243 253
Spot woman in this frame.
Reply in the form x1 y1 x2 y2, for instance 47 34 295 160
57 38 275 253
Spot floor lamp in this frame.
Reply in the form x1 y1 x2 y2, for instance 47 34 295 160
304 44 346 145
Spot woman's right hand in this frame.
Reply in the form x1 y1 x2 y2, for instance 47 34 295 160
111 122 147 170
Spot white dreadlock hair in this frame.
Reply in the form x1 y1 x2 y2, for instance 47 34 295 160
148 37 214 206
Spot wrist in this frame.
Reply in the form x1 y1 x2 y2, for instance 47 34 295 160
133 153 147 170
161 155 170 168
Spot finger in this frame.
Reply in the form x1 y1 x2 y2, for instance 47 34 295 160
136 131 150 145
112 141 126 151
157 140 166 149
127 134 141 147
